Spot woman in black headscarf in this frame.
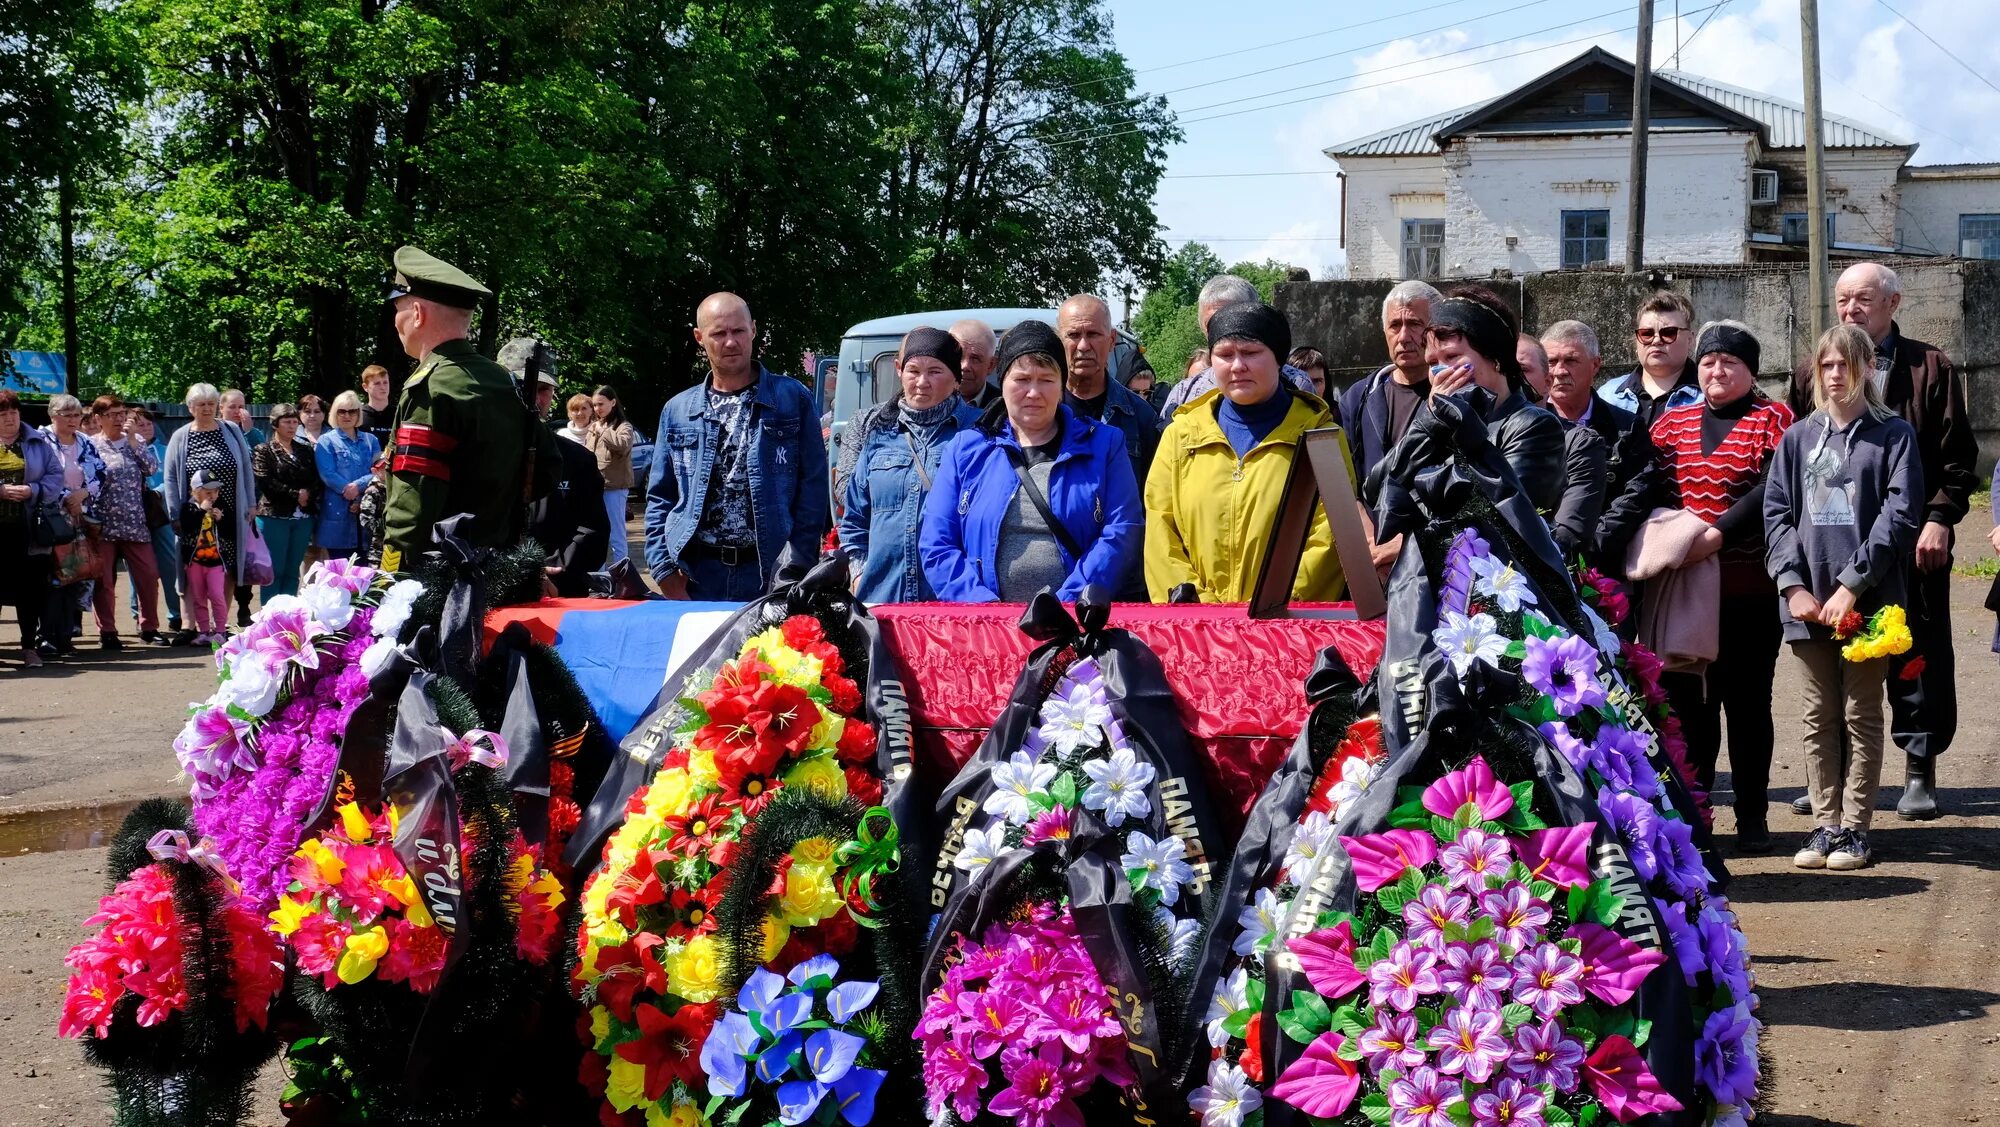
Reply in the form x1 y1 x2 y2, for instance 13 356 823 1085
837 327 983 602
1421 284 1567 510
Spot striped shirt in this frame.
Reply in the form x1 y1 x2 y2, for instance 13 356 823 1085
1651 396 1794 563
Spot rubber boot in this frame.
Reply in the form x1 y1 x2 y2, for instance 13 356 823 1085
1896 754 1939 821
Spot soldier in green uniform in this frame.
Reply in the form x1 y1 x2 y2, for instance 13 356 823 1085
380 245 555 573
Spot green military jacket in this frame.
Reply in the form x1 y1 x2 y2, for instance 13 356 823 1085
381 338 556 572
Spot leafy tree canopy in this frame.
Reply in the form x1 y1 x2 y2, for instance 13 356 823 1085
1133 244 1305 386
1 0 1177 427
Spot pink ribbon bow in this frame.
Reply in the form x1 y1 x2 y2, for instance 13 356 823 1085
444 728 509 771
146 828 242 893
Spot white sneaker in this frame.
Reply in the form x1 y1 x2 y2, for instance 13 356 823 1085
1793 826 1838 870
1827 830 1872 871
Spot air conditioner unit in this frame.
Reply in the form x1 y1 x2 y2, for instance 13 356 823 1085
1750 169 1780 205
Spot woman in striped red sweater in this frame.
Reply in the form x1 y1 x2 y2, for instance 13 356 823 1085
1650 321 1795 853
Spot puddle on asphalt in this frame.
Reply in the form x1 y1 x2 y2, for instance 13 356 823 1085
0 798 161 855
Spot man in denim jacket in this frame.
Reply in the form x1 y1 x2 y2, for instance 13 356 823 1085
644 292 829 599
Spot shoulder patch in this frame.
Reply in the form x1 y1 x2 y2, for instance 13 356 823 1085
407 362 436 386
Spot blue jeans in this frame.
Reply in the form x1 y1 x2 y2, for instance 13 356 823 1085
604 488 630 565
259 514 313 600
684 550 766 601
133 517 182 626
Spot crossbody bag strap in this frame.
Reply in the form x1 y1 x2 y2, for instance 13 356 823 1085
1002 445 1087 562
900 430 932 492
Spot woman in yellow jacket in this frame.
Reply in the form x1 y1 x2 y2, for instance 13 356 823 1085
1145 303 1346 603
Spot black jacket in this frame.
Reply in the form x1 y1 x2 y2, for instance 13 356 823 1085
530 435 610 596
1549 424 1609 559
1575 398 1664 571
251 436 321 519
1481 390 1567 513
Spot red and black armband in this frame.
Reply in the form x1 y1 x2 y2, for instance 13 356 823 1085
392 423 457 481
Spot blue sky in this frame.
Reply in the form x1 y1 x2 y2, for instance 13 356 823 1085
1101 0 2000 280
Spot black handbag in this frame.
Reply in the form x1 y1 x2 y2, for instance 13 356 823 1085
30 501 76 548
142 487 171 531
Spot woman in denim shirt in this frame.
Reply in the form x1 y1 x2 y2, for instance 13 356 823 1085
838 328 980 602
313 391 381 558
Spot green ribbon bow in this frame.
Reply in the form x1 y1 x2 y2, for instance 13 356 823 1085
834 806 900 929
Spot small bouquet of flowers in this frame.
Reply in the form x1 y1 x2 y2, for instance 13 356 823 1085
271 800 565 993
174 558 426 912
1832 604 1914 663
692 957 889 1127
919 904 1135 1127
58 800 284 1127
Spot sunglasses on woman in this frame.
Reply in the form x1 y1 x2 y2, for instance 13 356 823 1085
1635 326 1684 343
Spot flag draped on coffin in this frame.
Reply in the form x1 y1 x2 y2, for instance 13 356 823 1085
481 599 740 744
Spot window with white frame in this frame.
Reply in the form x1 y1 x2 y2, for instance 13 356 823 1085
1560 210 1609 269
1402 219 1444 278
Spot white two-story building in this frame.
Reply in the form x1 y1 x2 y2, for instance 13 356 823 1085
1329 47 2000 279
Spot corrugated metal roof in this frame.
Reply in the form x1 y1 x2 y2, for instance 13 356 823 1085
1323 99 1490 158
1655 70 1908 149
1326 56 1907 158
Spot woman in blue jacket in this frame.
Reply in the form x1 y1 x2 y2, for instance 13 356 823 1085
313 391 381 558
839 327 981 602
920 320 1142 602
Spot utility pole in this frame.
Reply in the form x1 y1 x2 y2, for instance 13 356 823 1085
1800 0 1831 341
1626 0 1655 272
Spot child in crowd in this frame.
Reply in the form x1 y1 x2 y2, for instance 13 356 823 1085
356 454 388 568
180 470 230 643
1764 324 1921 872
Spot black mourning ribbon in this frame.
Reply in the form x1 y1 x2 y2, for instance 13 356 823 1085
495 624 552 848
432 513 492 683
384 668 468 951
305 625 434 833
1017 586 1112 649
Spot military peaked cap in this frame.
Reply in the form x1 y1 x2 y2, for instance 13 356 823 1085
386 245 491 309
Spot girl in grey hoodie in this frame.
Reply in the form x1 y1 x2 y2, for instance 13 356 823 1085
1765 324 1921 873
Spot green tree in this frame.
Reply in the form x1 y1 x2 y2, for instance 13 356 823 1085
15 0 1175 418
0 0 136 383
883 0 1178 307
1131 244 1306 385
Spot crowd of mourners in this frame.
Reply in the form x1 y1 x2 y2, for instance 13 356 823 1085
0 364 639 653
2 262 1995 874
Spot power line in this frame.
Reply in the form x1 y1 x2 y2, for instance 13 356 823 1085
1677 0 1730 59
1729 17 1982 158
1142 0 1565 102
1096 0 1497 85
1873 0 2000 97
1054 5 1722 149
1048 1 1654 145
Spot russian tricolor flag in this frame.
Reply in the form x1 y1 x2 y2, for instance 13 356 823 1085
483 599 741 744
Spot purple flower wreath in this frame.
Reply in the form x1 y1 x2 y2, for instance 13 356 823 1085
173 564 423 911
